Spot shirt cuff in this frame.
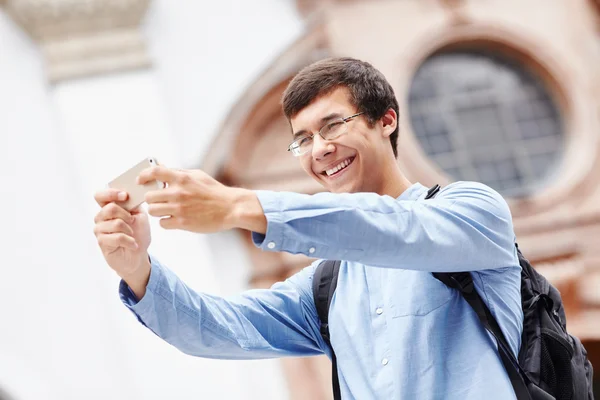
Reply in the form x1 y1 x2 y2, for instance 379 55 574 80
118 254 164 326
251 190 286 252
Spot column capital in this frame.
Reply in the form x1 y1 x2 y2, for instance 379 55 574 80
2 0 152 82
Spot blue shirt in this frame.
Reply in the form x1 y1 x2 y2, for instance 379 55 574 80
120 181 522 399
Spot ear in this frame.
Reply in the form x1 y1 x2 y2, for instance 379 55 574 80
380 108 397 138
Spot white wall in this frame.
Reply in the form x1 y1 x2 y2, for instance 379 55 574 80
0 1 304 399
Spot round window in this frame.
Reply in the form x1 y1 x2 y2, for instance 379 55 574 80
408 50 564 197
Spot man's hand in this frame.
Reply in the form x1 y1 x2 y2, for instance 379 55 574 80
138 166 267 234
93 189 152 299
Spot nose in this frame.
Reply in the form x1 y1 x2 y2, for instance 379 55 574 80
311 134 335 160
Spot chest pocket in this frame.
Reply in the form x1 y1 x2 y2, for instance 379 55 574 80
387 270 455 317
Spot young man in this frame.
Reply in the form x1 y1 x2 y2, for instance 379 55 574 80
93 58 522 399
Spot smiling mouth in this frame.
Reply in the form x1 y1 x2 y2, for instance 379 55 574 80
322 156 356 177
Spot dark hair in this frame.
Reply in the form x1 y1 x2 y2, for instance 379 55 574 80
282 57 399 158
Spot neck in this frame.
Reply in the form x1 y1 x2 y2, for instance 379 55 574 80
376 157 412 198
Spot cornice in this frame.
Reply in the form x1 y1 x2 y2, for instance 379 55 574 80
3 0 152 82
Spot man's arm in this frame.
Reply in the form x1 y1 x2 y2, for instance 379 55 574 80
120 256 326 360
239 181 516 272
136 167 515 272
228 188 267 234
121 255 151 300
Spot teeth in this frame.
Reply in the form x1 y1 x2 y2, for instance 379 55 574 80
326 158 352 176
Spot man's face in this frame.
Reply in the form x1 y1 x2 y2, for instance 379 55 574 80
290 87 394 194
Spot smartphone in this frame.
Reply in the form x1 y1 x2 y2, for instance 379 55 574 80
108 157 165 211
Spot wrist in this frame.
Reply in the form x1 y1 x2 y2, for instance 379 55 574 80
227 188 267 234
121 254 151 300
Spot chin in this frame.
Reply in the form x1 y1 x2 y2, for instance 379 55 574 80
327 181 360 194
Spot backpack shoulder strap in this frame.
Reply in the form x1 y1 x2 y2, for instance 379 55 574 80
312 259 342 340
313 259 342 400
426 185 531 399
432 271 531 399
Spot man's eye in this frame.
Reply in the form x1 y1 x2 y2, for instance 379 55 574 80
298 137 312 146
324 121 344 136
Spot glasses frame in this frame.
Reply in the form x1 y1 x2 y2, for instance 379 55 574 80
287 112 365 156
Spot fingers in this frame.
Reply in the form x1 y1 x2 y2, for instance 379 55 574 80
145 184 192 205
94 202 134 224
94 205 138 251
95 188 128 207
159 216 182 230
147 202 177 218
145 187 177 204
93 219 135 237
97 232 138 250
138 166 180 186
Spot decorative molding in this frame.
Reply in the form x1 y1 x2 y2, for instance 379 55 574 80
437 0 470 25
3 0 152 82
295 0 381 20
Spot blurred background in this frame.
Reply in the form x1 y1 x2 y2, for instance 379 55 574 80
1 0 599 399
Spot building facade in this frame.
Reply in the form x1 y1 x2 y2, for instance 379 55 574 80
1 0 598 398
205 0 600 397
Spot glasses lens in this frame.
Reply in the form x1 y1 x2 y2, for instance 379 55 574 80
321 120 346 140
289 136 312 156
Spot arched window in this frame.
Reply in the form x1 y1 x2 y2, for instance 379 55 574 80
408 49 564 197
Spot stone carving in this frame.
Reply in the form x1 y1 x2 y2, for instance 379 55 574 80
1 0 152 82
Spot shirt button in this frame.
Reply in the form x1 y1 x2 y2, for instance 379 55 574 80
382 358 389 366
267 241 276 249
376 308 383 315
309 247 316 254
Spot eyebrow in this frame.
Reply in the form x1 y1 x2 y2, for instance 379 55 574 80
292 112 344 139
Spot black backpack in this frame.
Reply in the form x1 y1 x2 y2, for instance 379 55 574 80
312 184 594 400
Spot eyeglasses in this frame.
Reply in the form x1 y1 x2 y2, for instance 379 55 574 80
287 112 365 157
